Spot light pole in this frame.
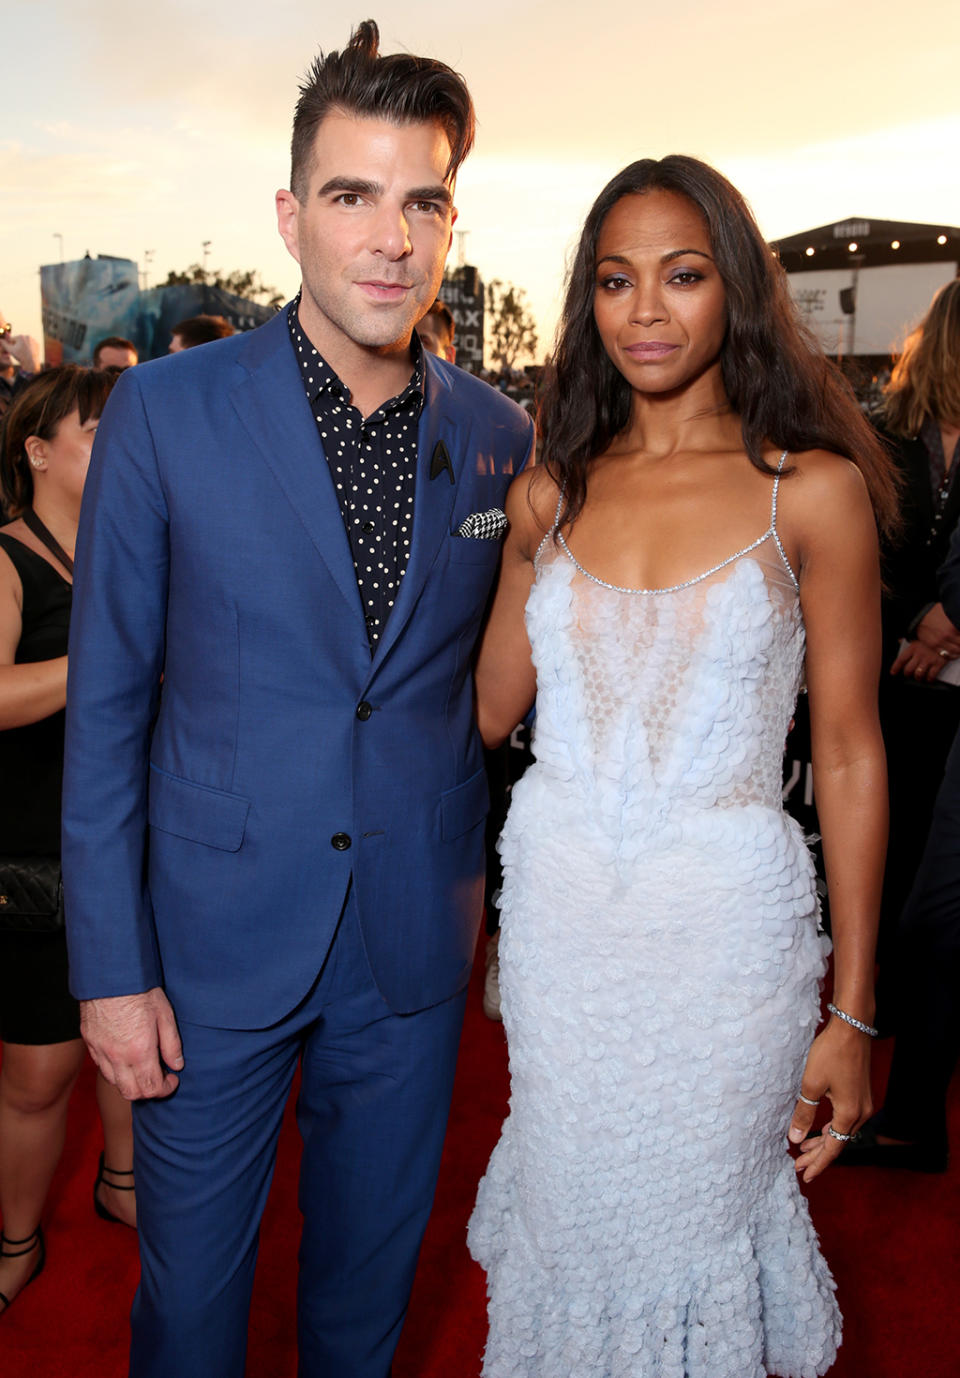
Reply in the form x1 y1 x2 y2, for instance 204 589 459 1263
53 233 63 262
202 240 212 278
143 249 155 290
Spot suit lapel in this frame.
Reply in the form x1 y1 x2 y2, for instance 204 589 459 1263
228 313 364 623
369 356 459 672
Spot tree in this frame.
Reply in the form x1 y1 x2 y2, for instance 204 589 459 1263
485 279 538 372
161 265 284 310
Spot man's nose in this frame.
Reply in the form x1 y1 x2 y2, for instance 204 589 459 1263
368 201 412 259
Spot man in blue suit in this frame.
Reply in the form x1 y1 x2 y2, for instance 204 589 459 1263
62 20 533 1377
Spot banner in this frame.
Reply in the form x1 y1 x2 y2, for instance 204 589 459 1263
40 258 278 364
41 257 140 366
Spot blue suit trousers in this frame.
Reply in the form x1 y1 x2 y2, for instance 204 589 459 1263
129 890 467 1377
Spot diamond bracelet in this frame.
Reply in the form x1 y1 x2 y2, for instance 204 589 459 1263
826 1002 878 1038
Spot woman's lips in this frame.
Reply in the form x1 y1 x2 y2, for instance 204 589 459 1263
623 342 678 359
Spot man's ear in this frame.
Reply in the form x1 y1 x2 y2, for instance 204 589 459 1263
276 190 302 265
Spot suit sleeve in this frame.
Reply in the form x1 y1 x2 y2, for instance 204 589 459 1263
62 368 170 1000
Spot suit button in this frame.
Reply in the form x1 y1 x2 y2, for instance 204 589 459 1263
362 520 375 533
330 833 351 851
356 701 373 721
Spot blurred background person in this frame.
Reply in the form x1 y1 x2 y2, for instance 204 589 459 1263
92 337 138 371
0 309 43 425
875 278 960 1015
844 514 960 1171
416 298 457 363
0 366 136 1319
168 314 236 352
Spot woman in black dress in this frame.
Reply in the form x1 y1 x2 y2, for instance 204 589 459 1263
0 366 136 1317
874 280 960 994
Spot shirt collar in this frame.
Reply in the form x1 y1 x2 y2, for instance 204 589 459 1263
287 294 424 418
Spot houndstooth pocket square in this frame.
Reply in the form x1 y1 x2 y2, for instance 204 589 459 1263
456 508 508 540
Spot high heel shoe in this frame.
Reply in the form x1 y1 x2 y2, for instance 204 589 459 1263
0 1226 46 1315
93 1153 136 1226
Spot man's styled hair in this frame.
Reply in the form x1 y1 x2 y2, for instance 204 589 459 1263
92 336 137 367
290 19 475 203
172 315 236 349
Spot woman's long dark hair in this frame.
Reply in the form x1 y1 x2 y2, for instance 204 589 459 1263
537 155 899 537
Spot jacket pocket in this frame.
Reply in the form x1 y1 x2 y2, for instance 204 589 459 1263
439 766 490 841
148 765 250 852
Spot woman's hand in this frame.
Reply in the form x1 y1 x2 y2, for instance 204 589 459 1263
890 637 951 681
788 1021 873 1182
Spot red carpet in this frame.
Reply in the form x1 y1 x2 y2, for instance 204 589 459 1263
2 948 959 1377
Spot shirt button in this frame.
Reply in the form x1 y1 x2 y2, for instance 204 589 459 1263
356 701 373 721
330 833 352 851
362 520 375 533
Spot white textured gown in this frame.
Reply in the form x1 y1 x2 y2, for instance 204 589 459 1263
468 461 842 1378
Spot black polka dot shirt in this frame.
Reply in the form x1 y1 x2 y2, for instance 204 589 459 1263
287 298 424 652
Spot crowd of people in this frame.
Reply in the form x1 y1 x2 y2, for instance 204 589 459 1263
0 17 958 1378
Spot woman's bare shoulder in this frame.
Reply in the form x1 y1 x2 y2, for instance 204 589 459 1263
504 465 562 559
780 448 872 524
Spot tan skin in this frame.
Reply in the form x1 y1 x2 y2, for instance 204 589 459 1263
476 189 886 1183
0 409 136 1311
79 113 459 1106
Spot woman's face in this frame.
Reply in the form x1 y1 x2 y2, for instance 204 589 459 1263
593 188 727 396
31 407 100 508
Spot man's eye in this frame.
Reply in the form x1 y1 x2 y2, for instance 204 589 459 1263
337 193 362 206
411 200 441 215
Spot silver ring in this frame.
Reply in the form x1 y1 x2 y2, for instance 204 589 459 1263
827 1125 854 1143
797 1092 819 1107
938 649 950 659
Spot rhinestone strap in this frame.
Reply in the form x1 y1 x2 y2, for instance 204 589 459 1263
826 1002 878 1038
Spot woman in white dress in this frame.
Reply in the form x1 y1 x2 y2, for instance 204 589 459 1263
467 156 898 1378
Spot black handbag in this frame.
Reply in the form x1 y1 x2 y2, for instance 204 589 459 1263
0 856 64 932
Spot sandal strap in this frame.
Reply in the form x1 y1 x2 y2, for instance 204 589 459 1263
1 1230 41 1257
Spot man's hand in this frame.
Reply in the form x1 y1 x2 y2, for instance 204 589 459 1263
79 987 184 1101
914 602 960 657
6 332 43 373
890 637 951 681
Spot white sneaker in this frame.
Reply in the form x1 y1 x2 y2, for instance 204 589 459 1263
483 931 502 1022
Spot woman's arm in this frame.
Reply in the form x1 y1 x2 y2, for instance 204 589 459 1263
781 453 887 1181
474 467 551 748
0 547 68 729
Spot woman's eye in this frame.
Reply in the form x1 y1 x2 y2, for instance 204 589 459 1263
599 275 631 292
669 270 703 286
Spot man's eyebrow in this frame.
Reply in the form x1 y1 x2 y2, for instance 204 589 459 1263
407 184 453 206
315 177 452 207
316 176 381 198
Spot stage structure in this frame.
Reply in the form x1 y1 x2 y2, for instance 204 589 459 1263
40 255 276 365
439 265 484 372
772 218 959 367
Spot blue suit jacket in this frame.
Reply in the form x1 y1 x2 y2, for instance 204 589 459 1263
62 309 534 1026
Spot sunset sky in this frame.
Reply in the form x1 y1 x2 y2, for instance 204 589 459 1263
3 0 958 360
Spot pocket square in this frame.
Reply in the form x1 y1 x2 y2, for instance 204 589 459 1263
456 509 508 540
